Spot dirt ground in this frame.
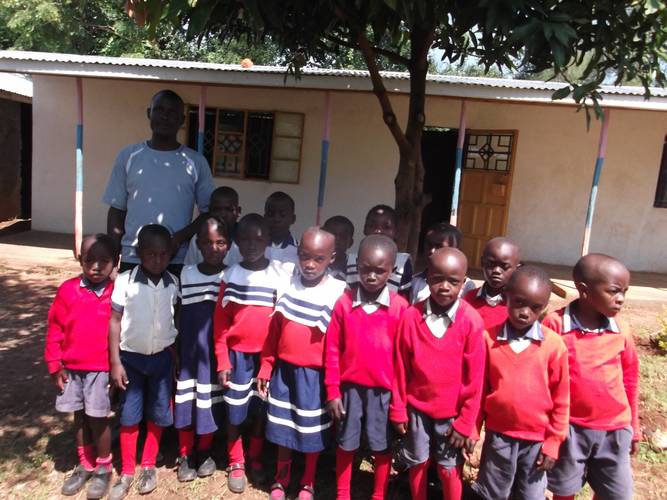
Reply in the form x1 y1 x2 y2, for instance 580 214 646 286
0 258 666 499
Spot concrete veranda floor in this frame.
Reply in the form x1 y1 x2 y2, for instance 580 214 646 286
1 229 667 302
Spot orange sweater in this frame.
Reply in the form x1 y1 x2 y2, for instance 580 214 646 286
481 323 570 459
542 305 640 440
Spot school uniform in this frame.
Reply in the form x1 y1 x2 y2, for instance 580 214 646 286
174 265 227 435
473 322 570 500
462 285 508 330
328 254 350 282
45 277 114 418
410 271 476 304
183 234 242 267
345 251 413 294
213 260 294 426
111 266 179 427
268 233 298 264
391 299 485 468
324 287 409 452
259 275 347 452
543 303 639 500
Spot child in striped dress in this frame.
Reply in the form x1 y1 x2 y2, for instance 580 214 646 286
258 228 347 500
214 214 294 494
174 215 229 482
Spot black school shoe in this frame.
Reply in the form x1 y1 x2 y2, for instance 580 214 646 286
197 454 216 478
176 455 197 482
86 467 112 499
137 466 158 495
61 465 93 496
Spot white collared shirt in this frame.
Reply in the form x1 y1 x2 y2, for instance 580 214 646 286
498 321 544 353
111 266 179 355
477 285 504 307
352 286 391 315
423 299 459 338
562 303 620 334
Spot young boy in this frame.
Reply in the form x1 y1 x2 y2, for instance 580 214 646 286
391 247 485 500
264 191 298 263
45 234 118 499
325 234 409 500
258 228 347 500
542 254 639 500
463 237 520 330
346 205 412 294
322 215 354 280
184 186 242 267
411 222 476 304
214 214 295 494
472 266 569 500
108 224 180 500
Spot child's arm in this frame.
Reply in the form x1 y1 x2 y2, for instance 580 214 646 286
108 309 128 390
257 313 282 397
389 315 411 434
213 284 233 386
324 301 345 420
538 340 570 469
44 287 68 390
621 327 641 453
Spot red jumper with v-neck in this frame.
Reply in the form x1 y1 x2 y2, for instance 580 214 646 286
463 287 508 331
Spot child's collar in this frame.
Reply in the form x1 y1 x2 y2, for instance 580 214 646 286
132 266 175 287
79 277 110 297
273 232 296 249
563 301 620 334
498 321 544 342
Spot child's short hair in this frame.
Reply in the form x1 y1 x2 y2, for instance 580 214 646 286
265 191 295 213
137 224 172 249
82 233 119 262
211 186 239 206
506 265 550 292
358 234 397 262
197 214 229 241
150 89 184 108
323 215 354 236
237 213 270 236
366 204 397 226
425 222 462 248
572 253 625 284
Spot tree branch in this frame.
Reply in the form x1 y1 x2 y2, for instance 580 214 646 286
325 34 409 67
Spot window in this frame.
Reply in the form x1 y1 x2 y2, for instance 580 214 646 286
187 107 304 183
464 133 514 172
654 136 667 208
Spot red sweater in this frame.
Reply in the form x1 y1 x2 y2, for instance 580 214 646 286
259 313 326 379
44 277 114 374
390 301 485 437
463 287 508 331
324 289 408 401
481 323 570 459
213 283 274 372
542 306 640 440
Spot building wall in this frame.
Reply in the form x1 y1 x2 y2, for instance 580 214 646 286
31 75 667 271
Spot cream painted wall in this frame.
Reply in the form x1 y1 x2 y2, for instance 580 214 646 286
32 75 667 271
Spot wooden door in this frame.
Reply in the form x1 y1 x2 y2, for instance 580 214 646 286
458 131 517 268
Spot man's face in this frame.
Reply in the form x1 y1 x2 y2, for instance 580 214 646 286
148 95 184 138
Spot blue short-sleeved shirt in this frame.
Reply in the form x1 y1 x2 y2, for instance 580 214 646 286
102 142 214 264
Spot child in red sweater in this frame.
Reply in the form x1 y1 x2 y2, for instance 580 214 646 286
45 234 117 499
463 237 520 330
543 254 638 500
214 214 294 494
392 247 485 500
258 228 347 500
325 234 409 500
472 266 569 500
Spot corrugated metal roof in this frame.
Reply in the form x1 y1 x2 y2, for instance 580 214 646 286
0 71 32 98
0 50 664 101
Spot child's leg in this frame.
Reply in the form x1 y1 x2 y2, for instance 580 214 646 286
87 416 111 470
508 440 546 500
437 464 463 500
408 461 430 500
271 446 293 495
586 428 633 500
140 421 164 468
300 451 319 489
197 433 214 453
371 451 392 500
335 447 355 500
178 427 195 457
470 431 518 500
552 496 575 500
226 424 244 465
120 424 139 476
248 416 266 472
74 410 96 472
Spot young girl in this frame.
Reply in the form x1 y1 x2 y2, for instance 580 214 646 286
174 215 229 482
45 234 117 499
258 228 346 500
214 214 295 494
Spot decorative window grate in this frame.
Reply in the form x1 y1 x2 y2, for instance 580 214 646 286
464 133 514 172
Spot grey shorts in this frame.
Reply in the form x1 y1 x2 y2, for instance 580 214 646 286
472 431 546 500
55 370 111 418
337 383 391 452
398 407 461 469
548 424 633 499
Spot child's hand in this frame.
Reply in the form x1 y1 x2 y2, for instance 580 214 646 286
630 441 640 455
536 452 556 471
218 370 232 388
110 362 129 390
257 378 269 398
51 369 68 392
446 427 466 448
463 438 478 461
392 422 408 435
326 398 345 421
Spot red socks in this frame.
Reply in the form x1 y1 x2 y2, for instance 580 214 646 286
408 461 429 500
301 452 319 487
372 452 392 500
274 458 292 488
198 433 214 452
77 445 95 472
120 425 139 476
553 496 576 500
248 435 264 469
96 454 113 472
437 464 462 500
141 421 163 467
178 428 195 457
335 447 355 500
227 437 245 465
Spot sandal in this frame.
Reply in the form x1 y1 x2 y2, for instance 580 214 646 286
268 482 286 500
298 484 315 500
226 463 247 494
